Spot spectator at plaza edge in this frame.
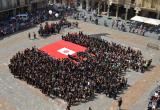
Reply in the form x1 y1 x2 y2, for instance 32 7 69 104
33 32 37 39
28 32 31 39
66 104 71 110
118 97 123 110
89 107 92 110
158 35 160 40
148 87 160 110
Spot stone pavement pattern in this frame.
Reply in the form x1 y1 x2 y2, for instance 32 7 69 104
0 19 160 110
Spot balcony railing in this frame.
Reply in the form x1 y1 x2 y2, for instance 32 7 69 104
0 2 29 12
110 0 125 4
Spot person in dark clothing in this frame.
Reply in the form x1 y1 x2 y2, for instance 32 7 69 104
9 32 151 106
147 59 152 68
66 104 71 110
89 107 92 110
33 32 37 39
158 36 160 40
28 32 31 39
57 25 61 34
118 97 122 110
95 18 98 25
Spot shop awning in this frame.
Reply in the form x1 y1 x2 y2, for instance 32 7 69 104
131 16 160 25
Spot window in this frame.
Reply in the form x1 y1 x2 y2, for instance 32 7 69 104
25 0 28 4
17 0 20 6
131 0 135 4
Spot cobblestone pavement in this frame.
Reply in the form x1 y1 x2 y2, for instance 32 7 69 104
0 19 160 110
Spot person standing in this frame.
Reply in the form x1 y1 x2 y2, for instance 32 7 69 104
118 97 122 110
28 32 31 39
158 35 160 40
57 25 61 34
89 107 92 110
84 15 87 22
66 104 71 110
33 32 37 39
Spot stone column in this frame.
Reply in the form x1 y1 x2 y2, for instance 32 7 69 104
98 2 100 15
13 9 17 16
74 0 78 7
79 0 83 9
124 4 130 20
107 3 110 17
62 0 65 6
104 1 106 12
125 8 129 20
86 0 89 11
54 0 56 4
90 0 94 12
28 3 31 12
157 11 160 19
116 4 119 18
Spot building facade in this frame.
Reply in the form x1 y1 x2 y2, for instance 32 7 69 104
0 0 160 20
78 0 160 20
49 0 77 7
0 0 48 20
135 0 160 19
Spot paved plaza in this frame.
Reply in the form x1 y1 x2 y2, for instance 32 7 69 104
0 19 160 110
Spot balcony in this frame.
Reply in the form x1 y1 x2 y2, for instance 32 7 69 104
0 2 17 11
110 0 125 5
0 0 29 12
30 0 45 3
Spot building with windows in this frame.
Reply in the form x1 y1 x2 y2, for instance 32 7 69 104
50 0 77 7
0 0 47 20
78 0 160 20
0 0 28 20
0 0 160 20
135 0 160 19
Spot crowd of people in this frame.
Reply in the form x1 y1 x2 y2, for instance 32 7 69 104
73 11 99 25
38 18 78 37
72 11 160 40
148 86 160 110
38 22 62 36
0 9 48 38
128 22 147 36
0 5 77 39
110 19 149 36
63 32 152 73
8 32 152 106
111 20 127 32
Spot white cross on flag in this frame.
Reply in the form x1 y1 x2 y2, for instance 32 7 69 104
41 40 87 59
57 47 76 55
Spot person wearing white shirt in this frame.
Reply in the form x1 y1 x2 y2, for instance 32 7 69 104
155 91 158 97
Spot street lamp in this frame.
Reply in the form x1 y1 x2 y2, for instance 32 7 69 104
134 7 141 16
49 10 53 15
48 10 53 20
55 13 59 18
